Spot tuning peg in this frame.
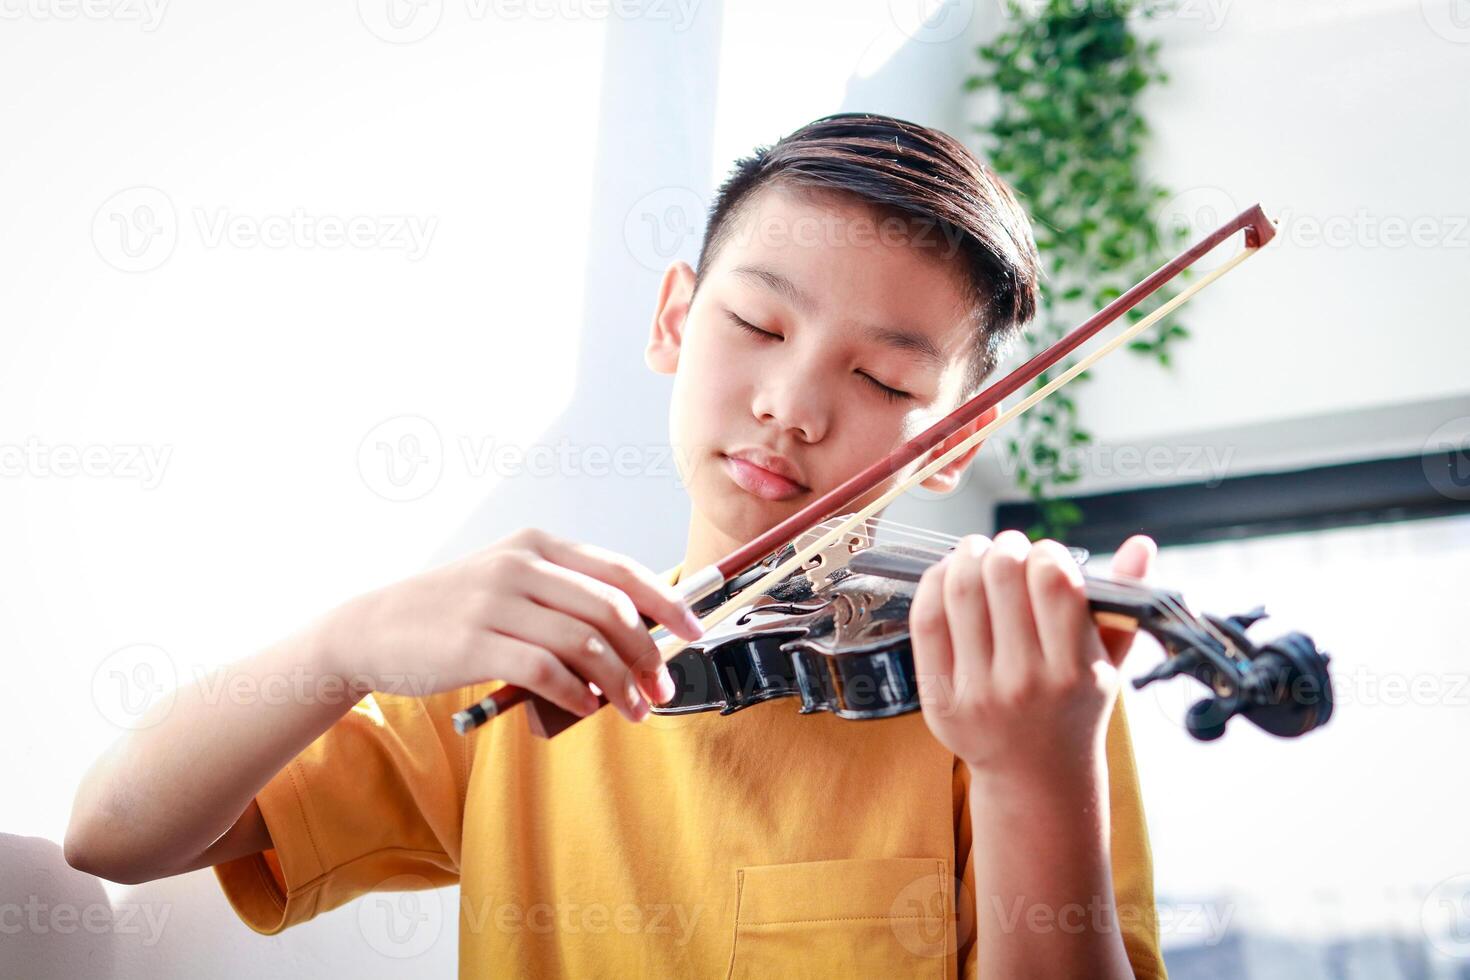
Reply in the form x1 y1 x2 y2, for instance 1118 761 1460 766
1225 605 1269 633
1185 696 1239 741
1130 652 1196 690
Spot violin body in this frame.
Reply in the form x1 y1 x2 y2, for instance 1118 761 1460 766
653 535 1335 742
656 555 922 720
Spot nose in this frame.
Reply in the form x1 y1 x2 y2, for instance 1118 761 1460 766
750 356 830 444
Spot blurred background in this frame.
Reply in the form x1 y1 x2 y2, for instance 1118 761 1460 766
1 0 1466 976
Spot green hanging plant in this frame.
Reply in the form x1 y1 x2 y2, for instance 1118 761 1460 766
966 0 1193 541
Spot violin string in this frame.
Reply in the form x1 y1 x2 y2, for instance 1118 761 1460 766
1128 581 1233 661
810 515 1161 606
858 516 962 548
1158 589 1238 662
820 516 963 558
800 514 1232 655
654 247 1264 663
790 508 1247 665
799 516 912 547
798 515 956 557
807 514 947 545
1086 578 1220 666
1083 576 1202 641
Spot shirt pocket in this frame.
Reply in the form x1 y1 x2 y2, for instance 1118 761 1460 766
725 857 953 979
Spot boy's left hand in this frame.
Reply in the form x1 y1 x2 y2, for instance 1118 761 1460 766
909 529 1156 780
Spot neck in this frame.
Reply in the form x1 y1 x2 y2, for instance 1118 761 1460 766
678 508 741 583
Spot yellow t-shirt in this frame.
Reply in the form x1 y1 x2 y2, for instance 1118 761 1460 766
215 571 1167 978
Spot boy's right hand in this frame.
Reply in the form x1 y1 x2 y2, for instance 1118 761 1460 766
320 529 705 723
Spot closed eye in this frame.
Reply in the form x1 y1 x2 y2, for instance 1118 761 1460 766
858 372 913 403
726 310 781 341
727 308 910 402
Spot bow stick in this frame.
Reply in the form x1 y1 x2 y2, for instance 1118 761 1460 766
453 204 1277 737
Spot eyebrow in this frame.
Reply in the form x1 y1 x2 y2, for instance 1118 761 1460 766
863 325 945 366
732 263 946 366
731 264 817 314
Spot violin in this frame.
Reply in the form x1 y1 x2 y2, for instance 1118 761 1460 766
649 517 1333 742
451 204 1333 743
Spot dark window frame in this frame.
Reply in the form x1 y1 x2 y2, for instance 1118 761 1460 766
994 450 1470 553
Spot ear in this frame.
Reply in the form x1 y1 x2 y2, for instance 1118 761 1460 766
645 260 696 375
917 402 1000 495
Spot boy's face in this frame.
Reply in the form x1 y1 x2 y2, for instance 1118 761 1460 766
647 185 995 550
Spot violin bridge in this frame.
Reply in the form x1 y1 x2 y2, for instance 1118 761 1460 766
801 520 874 590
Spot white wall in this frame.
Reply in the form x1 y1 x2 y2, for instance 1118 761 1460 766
1120 0 1470 429
3 1 1464 977
0 1 983 977
945 0 1470 511
1 3 612 977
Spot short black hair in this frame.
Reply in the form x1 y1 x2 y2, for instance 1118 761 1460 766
695 112 1040 387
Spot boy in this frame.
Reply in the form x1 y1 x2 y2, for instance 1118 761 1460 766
67 113 1166 978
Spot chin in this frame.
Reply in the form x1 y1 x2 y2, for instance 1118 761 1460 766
690 474 798 546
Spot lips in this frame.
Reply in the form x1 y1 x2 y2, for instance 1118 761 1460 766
722 448 809 502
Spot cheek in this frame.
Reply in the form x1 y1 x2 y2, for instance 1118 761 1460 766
855 407 931 455
669 326 745 444
812 407 910 482
822 407 937 495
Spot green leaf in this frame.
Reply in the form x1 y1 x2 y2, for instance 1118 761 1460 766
969 2 1182 524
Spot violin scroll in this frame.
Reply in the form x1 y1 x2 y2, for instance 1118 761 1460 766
647 523 1336 746
1131 605 1334 742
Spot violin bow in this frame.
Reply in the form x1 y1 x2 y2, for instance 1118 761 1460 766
453 204 1277 737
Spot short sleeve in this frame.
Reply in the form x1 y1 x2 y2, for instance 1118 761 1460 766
954 697 1167 979
1103 697 1167 978
213 682 494 934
